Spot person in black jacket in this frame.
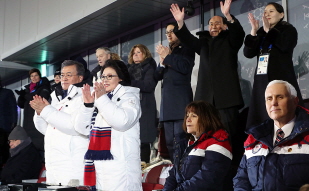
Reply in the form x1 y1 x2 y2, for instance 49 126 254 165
128 44 158 163
50 68 61 92
155 22 195 162
244 2 303 129
170 0 244 138
16 68 51 154
0 125 42 184
0 77 17 169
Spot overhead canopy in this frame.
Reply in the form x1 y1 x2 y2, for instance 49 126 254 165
2 0 187 84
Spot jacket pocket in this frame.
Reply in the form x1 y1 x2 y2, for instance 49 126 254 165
282 155 309 189
247 157 262 187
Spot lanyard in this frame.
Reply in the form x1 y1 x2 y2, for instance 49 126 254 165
260 37 272 55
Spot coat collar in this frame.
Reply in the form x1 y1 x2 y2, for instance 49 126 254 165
196 29 229 39
246 107 309 147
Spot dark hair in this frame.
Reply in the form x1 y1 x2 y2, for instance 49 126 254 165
29 68 42 78
54 68 61 77
61 60 85 76
266 2 284 21
128 44 152 64
101 60 131 86
166 22 178 29
208 16 227 25
183 101 225 138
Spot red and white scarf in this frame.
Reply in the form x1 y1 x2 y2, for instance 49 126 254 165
84 106 113 190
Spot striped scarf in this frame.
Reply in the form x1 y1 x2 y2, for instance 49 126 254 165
84 93 114 190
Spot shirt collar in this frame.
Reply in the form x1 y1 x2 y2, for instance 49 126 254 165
273 116 296 143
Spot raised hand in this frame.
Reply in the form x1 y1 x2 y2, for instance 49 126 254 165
29 95 49 115
93 81 106 100
262 15 270 33
156 44 170 65
82 84 95 104
220 0 232 19
248 13 259 35
170 3 185 29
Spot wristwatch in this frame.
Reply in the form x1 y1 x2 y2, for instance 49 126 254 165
228 19 234 23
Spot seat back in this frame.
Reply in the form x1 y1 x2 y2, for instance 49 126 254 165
37 164 46 183
144 164 173 184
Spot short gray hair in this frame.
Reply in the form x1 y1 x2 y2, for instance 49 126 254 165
266 80 297 98
96 47 111 55
61 60 85 76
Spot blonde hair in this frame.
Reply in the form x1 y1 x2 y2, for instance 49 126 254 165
128 44 152 64
110 53 121 60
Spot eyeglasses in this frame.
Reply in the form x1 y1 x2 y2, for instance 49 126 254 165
165 30 174 35
60 74 79 79
8 140 17 144
100 75 118 80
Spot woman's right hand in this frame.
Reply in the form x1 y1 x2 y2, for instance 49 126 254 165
93 82 106 100
248 13 259 36
170 3 184 29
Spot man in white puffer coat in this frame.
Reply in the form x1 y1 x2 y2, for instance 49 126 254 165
30 60 90 186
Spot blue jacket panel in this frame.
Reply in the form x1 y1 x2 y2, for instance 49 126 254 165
163 129 232 191
234 107 309 191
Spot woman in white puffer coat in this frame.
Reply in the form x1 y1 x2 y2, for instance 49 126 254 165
76 60 142 191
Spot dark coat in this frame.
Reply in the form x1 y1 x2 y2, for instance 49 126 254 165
17 77 51 151
0 143 42 184
163 130 232 191
244 21 303 129
154 43 195 121
234 107 309 191
128 57 158 143
173 15 244 109
0 88 17 132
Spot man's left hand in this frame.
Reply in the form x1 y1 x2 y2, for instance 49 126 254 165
220 0 232 20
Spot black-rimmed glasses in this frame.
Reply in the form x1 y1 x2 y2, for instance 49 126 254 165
100 75 118 80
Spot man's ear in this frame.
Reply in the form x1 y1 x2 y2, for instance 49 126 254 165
293 96 299 106
79 76 84 82
222 24 228 30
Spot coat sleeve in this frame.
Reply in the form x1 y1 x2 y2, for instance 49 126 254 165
162 167 178 191
74 105 95 136
33 113 48 135
131 62 158 93
243 34 261 58
163 46 195 75
173 23 202 55
265 25 297 53
233 154 252 190
39 88 51 101
226 15 245 50
6 90 17 130
154 64 165 81
95 93 141 132
17 92 26 108
38 102 86 135
173 140 232 190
